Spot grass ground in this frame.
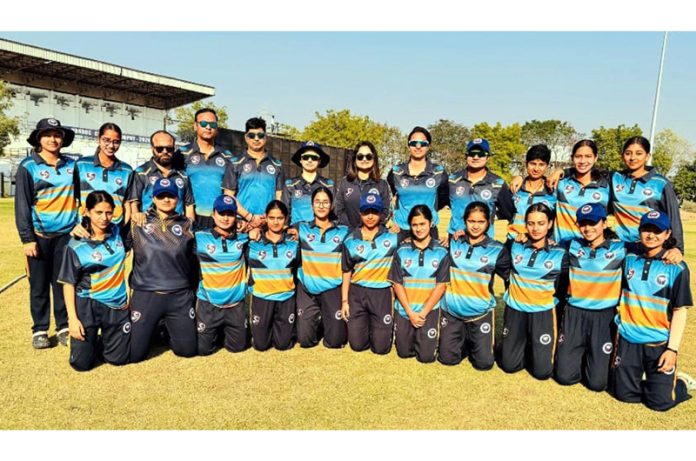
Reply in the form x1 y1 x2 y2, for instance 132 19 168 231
1 197 694 429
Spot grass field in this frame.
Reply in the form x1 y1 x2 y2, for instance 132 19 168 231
1 197 695 430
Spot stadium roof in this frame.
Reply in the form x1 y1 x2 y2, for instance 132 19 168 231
0 38 215 110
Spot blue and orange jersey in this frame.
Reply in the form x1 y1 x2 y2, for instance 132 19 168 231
554 172 610 245
296 220 350 294
567 238 625 310
74 155 132 225
57 223 128 309
610 168 684 251
126 159 194 215
247 233 299 302
503 241 569 313
446 236 510 319
223 151 284 216
388 240 450 318
616 249 692 344
448 169 514 237
281 175 335 225
507 180 556 240
342 227 399 289
15 151 79 243
387 160 448 230
195 229 249 307
179 142 234 217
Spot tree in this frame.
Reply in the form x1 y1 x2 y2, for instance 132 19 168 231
0 81 20 157
172 101 230 143
427 119 470 172
653 128 693 177
521 119 581 165
379 125 407 175
470 122 525 181
590 124 643 171
275 123 302 141
672 157 696 203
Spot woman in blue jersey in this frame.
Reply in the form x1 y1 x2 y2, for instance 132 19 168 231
387 127 448 241
439 201 510 370
499 203 569 380
389 205 450 363
58 191 130 371
295 187 350 349
281 142 334 226
611 210 695 411
342 192 399 354
247 200 300 351
194 195 251 355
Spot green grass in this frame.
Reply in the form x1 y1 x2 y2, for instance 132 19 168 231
1 198 695 429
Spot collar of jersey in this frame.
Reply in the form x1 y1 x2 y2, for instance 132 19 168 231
522 239 552 252
409 238 438 251
396 159 437 177
31 151 70 167
620 166 657 182
458 235 492 248
93 154 124 170
350 225 388 241
260 232 288 245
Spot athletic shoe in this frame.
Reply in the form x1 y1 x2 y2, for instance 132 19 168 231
677 371 696 392
32 331 50 349
57 328 70 347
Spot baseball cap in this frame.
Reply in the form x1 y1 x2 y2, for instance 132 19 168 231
359 192 383 213
639 210 671 232
213 194 238 214
152 177 178 198
466 138 490 154
576 203 607 224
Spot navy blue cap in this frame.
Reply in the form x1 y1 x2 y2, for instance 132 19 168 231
213 194 238 214
576 202 607 224
152 177 178 198
467 138 491 154
359 192 383 213
292 141 330 168
640 210 671 231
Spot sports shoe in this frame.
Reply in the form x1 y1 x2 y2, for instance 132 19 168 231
677 371 696 392
32 331 50 349
57 328 70 347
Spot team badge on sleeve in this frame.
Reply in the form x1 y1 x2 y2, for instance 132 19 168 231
175 178 185 188
266 165 276 174
480 189 492 200
426 178 437 188
215 157 225 167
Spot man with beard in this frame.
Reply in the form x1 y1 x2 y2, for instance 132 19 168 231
127 130 195 222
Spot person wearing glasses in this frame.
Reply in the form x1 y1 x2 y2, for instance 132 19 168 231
334 141 391 229
223 117 283 230
386 126 448 241
127 131 195 224
282 141 335 226
73 123 133 228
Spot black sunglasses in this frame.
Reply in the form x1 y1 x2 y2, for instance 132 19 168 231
467 150 489 158
246 132 266 140
301 154 320 162
154 146 175 153
356 154 374 161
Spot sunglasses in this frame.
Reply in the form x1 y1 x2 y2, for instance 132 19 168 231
154 146 175 153
408 140 430 148
246 132 266 140
198 121 218 129
467 150 489 158
301 154 320 162
356 154 374 161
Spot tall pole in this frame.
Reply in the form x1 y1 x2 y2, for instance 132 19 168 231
648 31 668 165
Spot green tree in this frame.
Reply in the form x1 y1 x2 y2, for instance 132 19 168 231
653 128 693 177
521 119 580 164
0 81 20 157
276 123 302 141
379 125 407 175
171 101 230 143
590 124 643 171
427 119 470 172
470 122 525 181
672 157 696 203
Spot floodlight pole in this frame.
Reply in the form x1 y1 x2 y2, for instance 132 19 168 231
648 31 668 166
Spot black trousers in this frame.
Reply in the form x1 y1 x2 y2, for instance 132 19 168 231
129 289 197 363
394 309 440 363
249 295 296 351
296 283 346 349
26 234 70 333
499 306 556 380
610 337 692 412
346 284 393 355
196 298 250 355
69 297 130 371
438 310 495 370
554 305 615 391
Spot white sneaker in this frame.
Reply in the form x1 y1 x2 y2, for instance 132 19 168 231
677 371 696 392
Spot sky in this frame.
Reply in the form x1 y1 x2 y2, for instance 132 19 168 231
3 31 694 150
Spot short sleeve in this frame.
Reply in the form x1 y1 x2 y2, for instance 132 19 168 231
57 245 81 285
388 249 404 285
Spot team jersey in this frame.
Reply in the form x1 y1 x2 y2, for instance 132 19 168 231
247 233 299 302
554 171 610 245
15 151 79 243
387 160 448 230
74 155 132 225
616 249 692 344
127 209 195 292
342 227 399 289
222 151 284 216
296 220 350 294
179 142 234 217
507 180 556 240
611 168 684 251
334 177 391 229
57 223 128 309
281 175 335 225
447 169 514 237
195 229 249 307
446 236 510 319
503 241 569 313
388 240 450 318
567 238 625 310
127 159 194 215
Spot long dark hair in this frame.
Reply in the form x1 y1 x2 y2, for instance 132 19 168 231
346 141 381 182
81 190 115 236
463 201 491 234
95 123 122 155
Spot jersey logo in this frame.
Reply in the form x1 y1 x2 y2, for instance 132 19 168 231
356 244 365 254
334 310 342 320
514 254 524 265
39 170 50 180
605 251 615 260
627 268 635 280
288 313 295 324
400 179 409 188
86 172 96 181
149 176 158 185
480 255 489 264
656 274 668 286
197 322 206 333
236 242 244 250
266 165 276 175
294 190 303 198
539 333 552 345
577 249 586 258
453 250 462 259
642 188 653 197
243 163 253 173
480 189 492 200
144 223 155 234
502 327 509 337
514 195 521 204
252 315 260 325
122 322 131 334
615 184 625 192
544 260 554 270
115 177 123 186
91 251 103 262
215 157 225 167
332 235 341 244
307 233 316 243
455 186 465 197
345 187 353 197
383 314 392 325
258 250 267 261
175 178 184 188
426 178 437 188
613 355 622 367
131 311 142 323
431 260 439 269
66 168 73 175
171 224 183 236
564 184 574 194
480 322 491 334
592 191 601 201
426 328 437 339
286 250 294 259
383 239 391 248
189 308 195 319
441 317 448 328
404 258 413 269
602 342 613 354
206 243 216 255
558 333 565 344
190 154 201 165
368 188 379 195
